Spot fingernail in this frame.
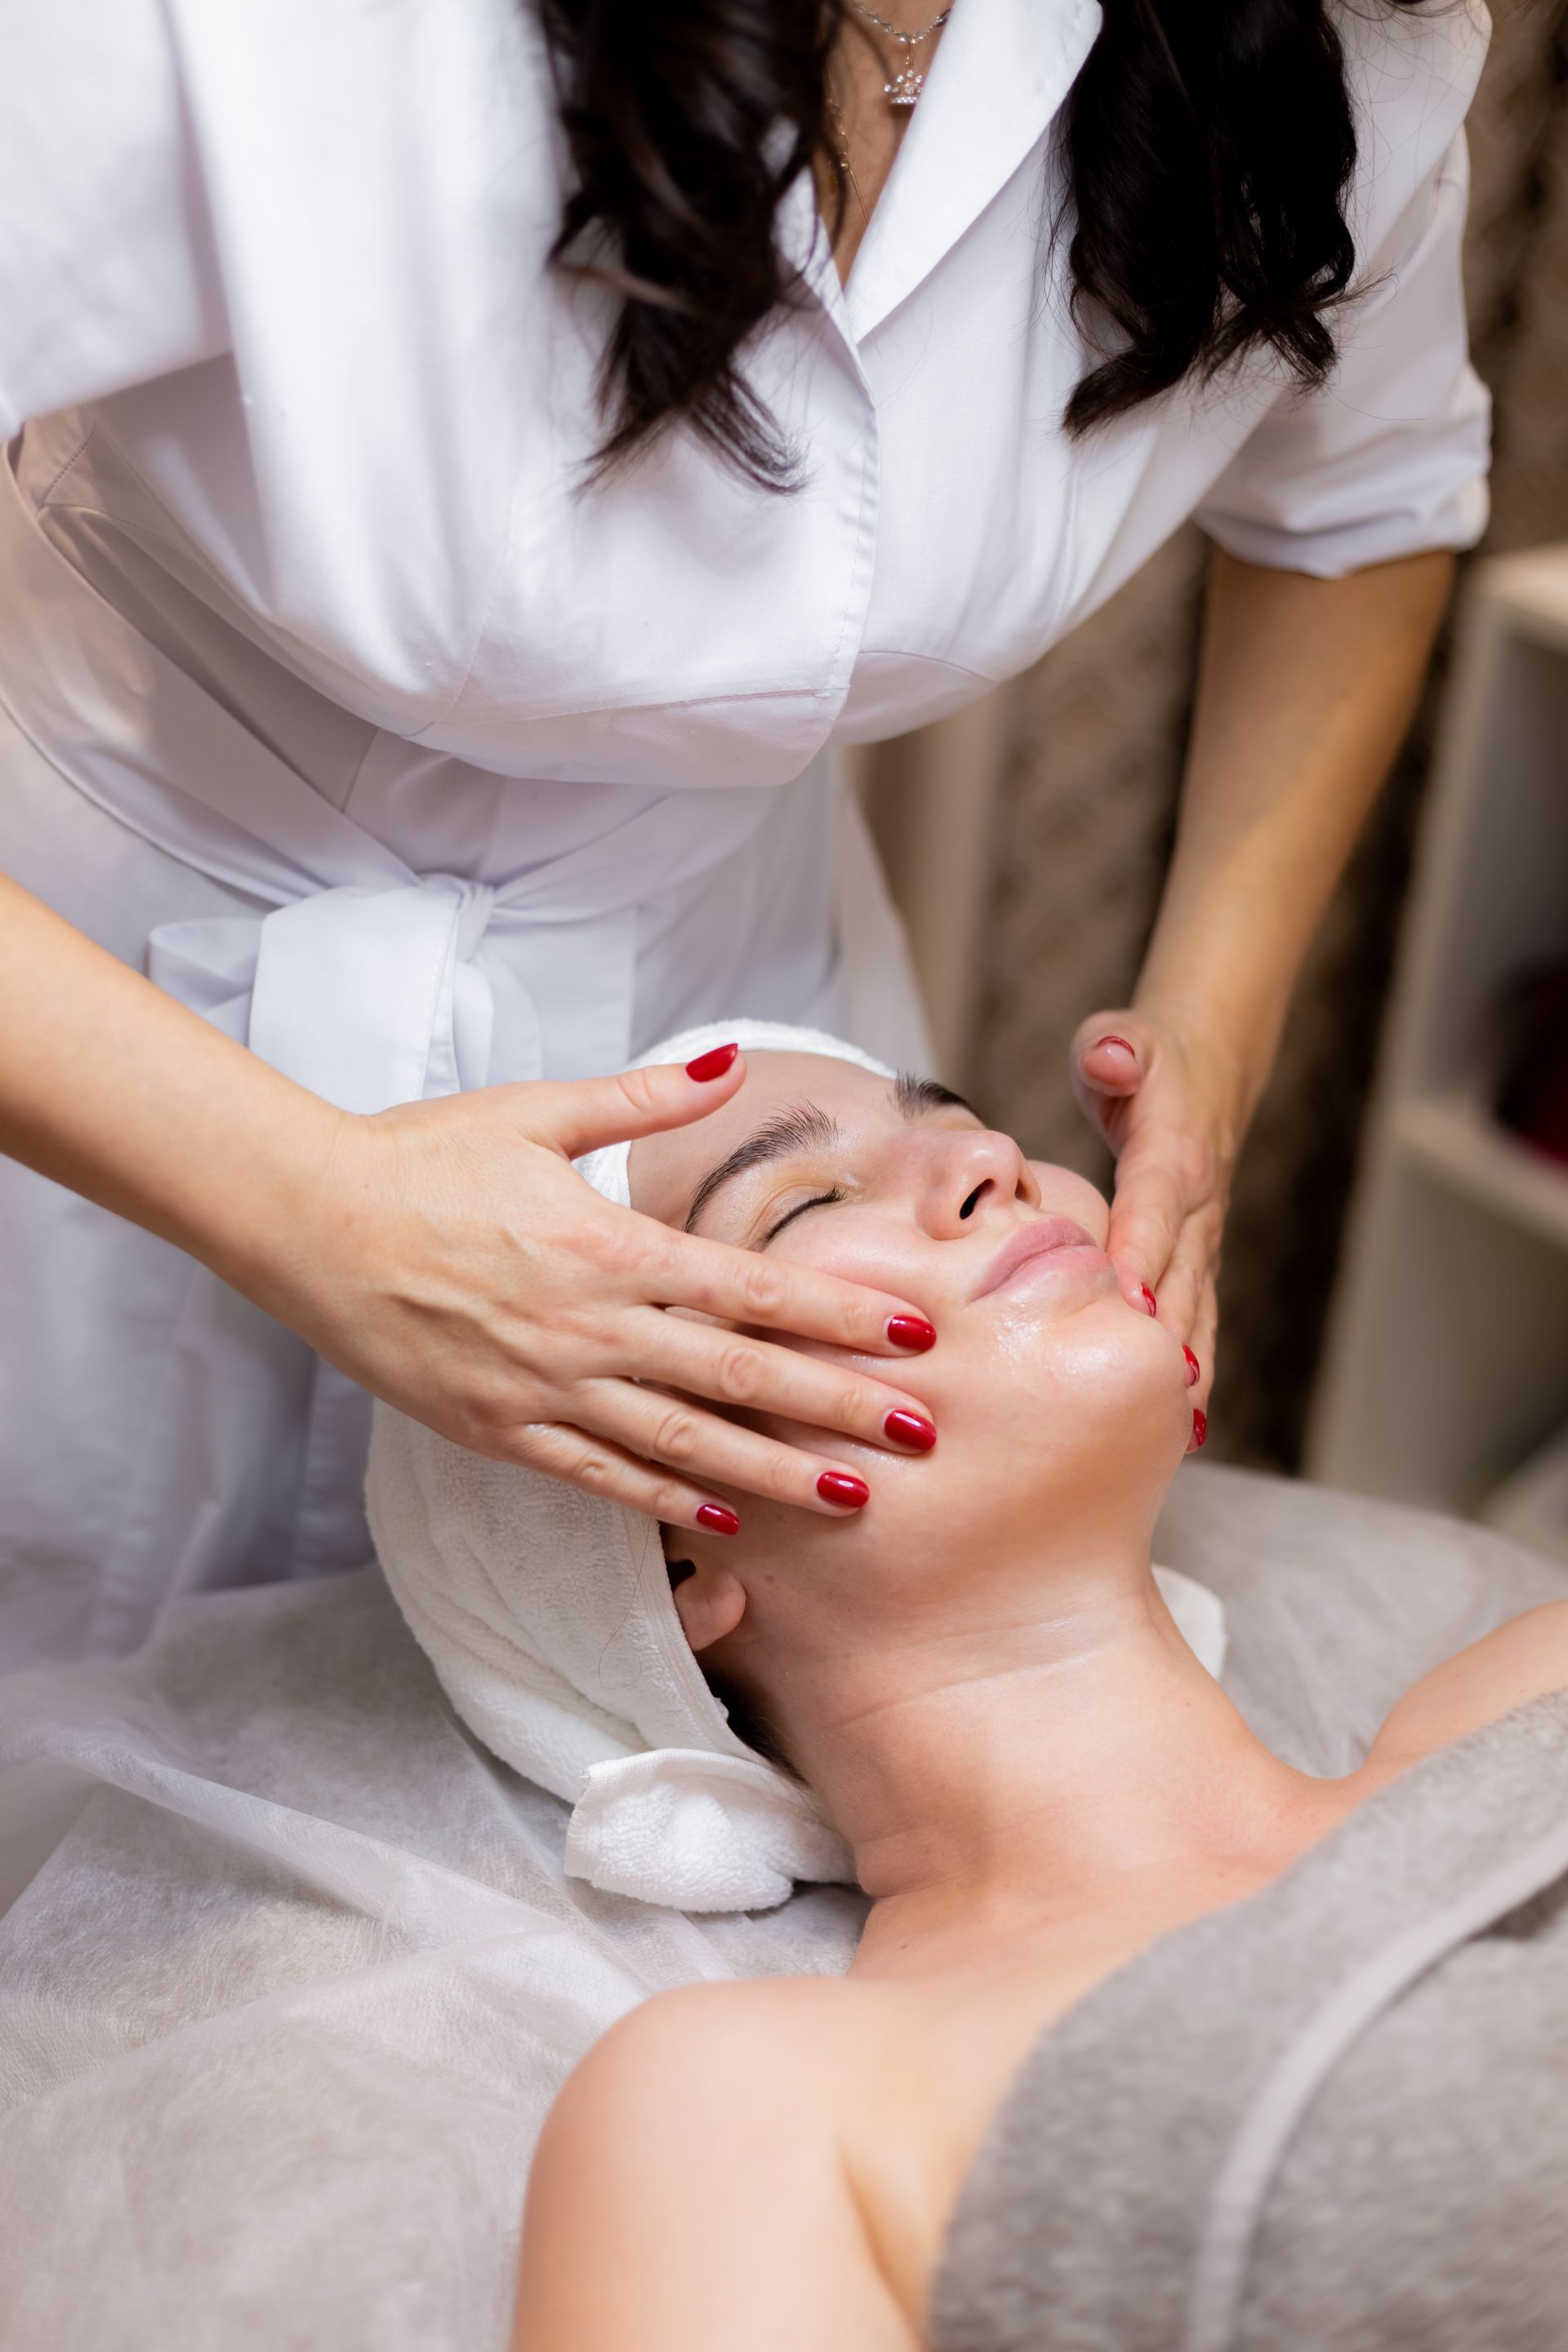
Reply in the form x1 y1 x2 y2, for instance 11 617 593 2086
1182 1345 1200 1387
1094 1035 1138 1060
817 1470 870 1510
685 1042 738 1082
696 1502 740 1535
884 1409 937 1452
1140 1284 1158 1317
1192 1407 1208 1450
887 1314 937 1352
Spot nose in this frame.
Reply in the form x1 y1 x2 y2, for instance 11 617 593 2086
920 1129 1041 1237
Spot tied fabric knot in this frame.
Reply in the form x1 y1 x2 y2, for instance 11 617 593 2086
451 875 499 960
566 1750 854 1911
149 873 542 1114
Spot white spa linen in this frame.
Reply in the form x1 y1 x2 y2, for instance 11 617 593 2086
0 1567 868 2352
2 1469 1562 2352
368 1020 1228 1912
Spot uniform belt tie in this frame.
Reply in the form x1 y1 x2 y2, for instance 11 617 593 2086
148 875 546 1114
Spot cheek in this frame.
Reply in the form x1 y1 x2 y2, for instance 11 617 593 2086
923 1297 1190 1489
770 1213 910 1295
1004 1291 1179 1393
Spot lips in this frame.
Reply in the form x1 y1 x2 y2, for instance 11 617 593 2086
971 1216 1108 1301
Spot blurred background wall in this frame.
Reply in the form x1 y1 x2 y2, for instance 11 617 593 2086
862 0 1568 1475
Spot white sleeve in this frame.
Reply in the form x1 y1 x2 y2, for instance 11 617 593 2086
0 0 229 436
1196 0 1492 579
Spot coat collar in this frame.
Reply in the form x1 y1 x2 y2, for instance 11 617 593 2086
781 0 1102 346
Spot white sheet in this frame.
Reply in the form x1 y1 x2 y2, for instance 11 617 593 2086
2 1462 1562 2351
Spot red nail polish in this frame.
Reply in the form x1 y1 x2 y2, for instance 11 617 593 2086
1183 1345 1200 1386
685 1042 738 1082
884 1409 937 1452
1192 1407 1208 1449
887 1314 937 1352
695 1502 740 1536
817 1470 870 1510
1094 1034 1137 1057
1140 1285 1158 1317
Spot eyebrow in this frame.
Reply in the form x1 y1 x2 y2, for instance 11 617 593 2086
681 1071 981 1232
894 1071 977 1121
684 1105 840 1232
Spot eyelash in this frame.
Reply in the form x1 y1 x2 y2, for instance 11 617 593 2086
762 1187 845 1244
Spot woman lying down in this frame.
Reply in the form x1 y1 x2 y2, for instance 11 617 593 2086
399 1029 1568 2352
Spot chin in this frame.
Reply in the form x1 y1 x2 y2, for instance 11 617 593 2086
934 1305 1188 1527
961 1285 1178 1424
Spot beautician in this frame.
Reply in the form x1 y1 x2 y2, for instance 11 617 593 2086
0 0 1486 1663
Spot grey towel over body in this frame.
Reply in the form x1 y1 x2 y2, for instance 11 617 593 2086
929 1686 1568 2352
932 1465 1568 2352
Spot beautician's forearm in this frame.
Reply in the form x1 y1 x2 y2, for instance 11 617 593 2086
1134 546 1454 1120
0 872 342 1294
0 872 950 1523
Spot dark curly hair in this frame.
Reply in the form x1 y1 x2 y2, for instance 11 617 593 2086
537 0 1417 485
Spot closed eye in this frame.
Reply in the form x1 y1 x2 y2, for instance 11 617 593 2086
761 1188 846 1245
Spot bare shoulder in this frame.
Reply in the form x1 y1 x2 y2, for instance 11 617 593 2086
1365 1601 1568 1780
569 1973 837 2074
525 1975 848 2213
514 1977 911 2352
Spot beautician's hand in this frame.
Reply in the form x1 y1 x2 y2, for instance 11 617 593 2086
292 1050 939 1530
1069 1009 1234 1419
1063 551 1459 1441
0 883 934 1531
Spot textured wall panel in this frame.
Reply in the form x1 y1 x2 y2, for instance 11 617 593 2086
956 0 1568 1468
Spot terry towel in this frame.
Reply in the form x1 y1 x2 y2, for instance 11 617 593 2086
931 1686 1568 2352
367 1020 1227 1912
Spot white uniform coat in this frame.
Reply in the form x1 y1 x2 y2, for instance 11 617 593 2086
0 0 1490 1663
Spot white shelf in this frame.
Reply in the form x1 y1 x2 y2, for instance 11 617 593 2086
1307 544 1568 1523
1393 1094 1568 1254
1487 545 1568 657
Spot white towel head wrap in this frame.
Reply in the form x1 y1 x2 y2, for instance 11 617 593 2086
367 1022 889 1913
366 1019 1227 1913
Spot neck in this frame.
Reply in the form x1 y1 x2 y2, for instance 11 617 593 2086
764 1535 1325 1975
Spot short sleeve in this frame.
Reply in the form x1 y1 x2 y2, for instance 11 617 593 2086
1196 12 1492 579
0 0 229 437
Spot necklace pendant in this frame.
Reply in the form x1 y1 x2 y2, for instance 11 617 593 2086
884 63 924 105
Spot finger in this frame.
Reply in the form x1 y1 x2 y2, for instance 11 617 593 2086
585 1380 878 1517
1070 1016 1157 1156
1150 1222 1204 1348
500 1419 739 1535
651 1228 938 1358
1070 1010 1150 1103
631 1312 938 1454
1186 1268 1218 1412
1159 1190 1225 1347
1105 1145 1187 1310
1172 1257 1217 1454
520 1048 748 1161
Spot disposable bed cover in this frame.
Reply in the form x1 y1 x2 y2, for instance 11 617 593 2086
2 1463 1565 2351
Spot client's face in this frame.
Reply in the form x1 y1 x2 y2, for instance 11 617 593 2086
630 1053 1192 1696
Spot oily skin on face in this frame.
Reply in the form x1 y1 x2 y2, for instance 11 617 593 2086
630 1048 1194 1537
630 1054 1223 1915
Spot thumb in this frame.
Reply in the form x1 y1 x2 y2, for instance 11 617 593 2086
525 1044 746 1160
1071 1013 1149 1101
